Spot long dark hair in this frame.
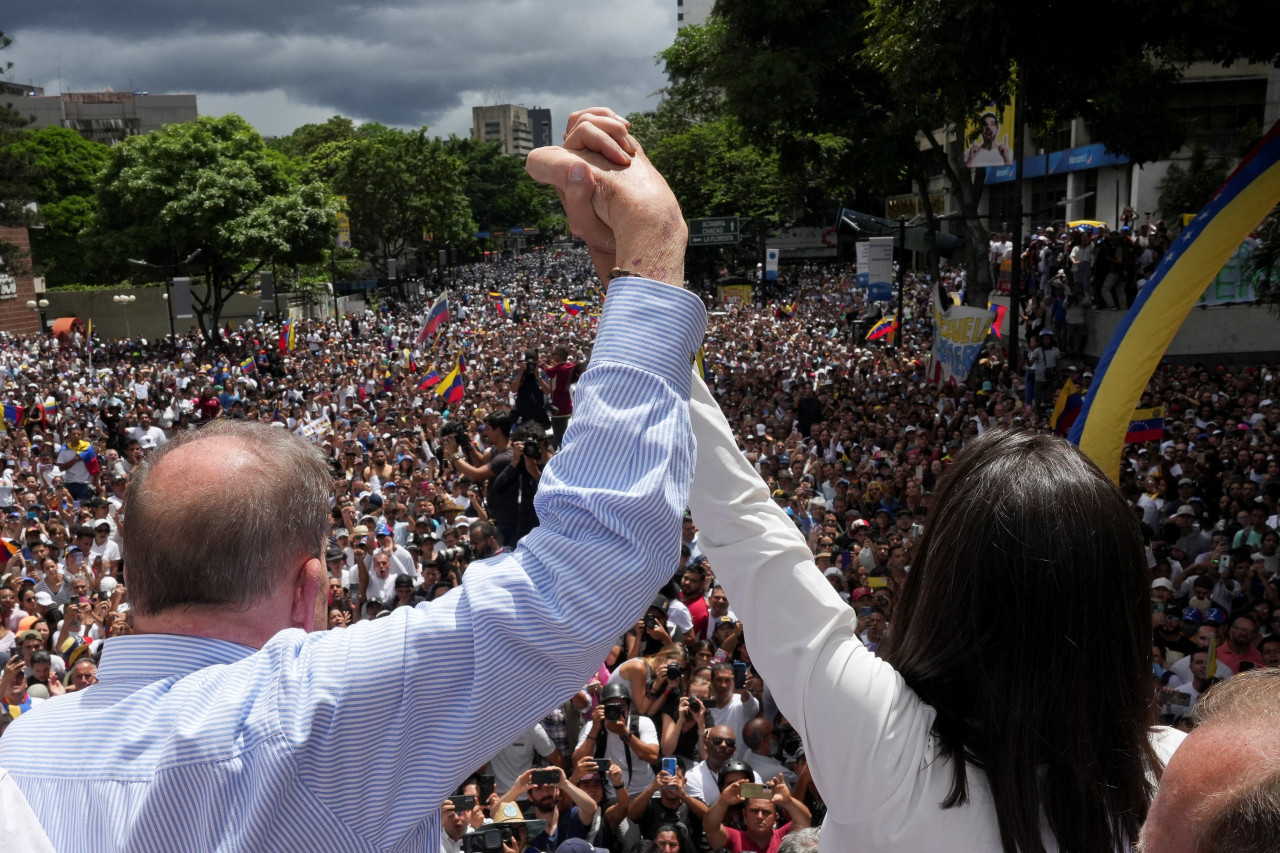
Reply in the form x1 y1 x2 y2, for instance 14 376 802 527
882 429 1159 853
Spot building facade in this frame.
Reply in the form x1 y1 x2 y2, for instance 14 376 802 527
0 89 198 146
888 61 1280 235
528 107 554 150
677 0 715 28
470 104 536 157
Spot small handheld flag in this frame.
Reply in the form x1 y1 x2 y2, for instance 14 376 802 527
866 318 897 341
1125 406 1165 444
417 292 450 344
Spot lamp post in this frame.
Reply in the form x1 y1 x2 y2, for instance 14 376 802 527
24 299 49 333
112 294 137 338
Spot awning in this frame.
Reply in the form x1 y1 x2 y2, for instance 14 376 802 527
51 317 81 337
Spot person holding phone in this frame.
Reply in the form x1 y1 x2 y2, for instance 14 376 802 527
497 765 597 852
703 775 810 853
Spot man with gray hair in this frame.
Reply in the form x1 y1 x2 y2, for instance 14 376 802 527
1140 668 1280 853
0 113 708 853
778 826 821 853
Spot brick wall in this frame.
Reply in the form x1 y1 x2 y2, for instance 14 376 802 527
0 227 41 336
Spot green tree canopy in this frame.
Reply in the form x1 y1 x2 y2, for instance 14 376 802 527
3 126 111 286
90 114 338 341
307 127 474 270
0 29 35 272
442 136 562 235
1157 145 1230 222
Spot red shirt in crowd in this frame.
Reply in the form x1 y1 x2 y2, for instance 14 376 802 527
722 822 793 853
545 362 576 417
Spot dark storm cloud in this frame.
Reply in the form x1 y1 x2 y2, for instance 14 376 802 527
3 0 673 132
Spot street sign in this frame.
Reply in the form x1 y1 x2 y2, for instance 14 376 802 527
688 217 740 246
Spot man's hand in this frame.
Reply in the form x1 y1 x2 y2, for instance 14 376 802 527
572 754 597 783
719 778 745 806
525 107 686 287
606 760 624 790
603 712 628 738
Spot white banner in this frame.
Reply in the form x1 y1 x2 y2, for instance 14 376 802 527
764 248 779 281
930 285 995 384
855 242 870 288
866 237 895 302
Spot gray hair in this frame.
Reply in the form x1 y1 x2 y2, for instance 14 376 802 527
1190 669 1280 853
123 420 331 616
777 827 820 853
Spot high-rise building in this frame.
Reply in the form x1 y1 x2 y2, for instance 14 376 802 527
677 0 715 28
470 104 536 157
0 88 198 145
528 107 554 150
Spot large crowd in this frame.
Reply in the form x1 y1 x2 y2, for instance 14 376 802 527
0 242 1276 853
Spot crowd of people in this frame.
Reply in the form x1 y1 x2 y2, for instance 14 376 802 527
0 229 1277 851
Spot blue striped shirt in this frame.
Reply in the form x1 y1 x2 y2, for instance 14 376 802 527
0 278 706 853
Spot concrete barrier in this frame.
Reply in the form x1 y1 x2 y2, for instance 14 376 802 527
43 287 355 341
1082 303 1280 364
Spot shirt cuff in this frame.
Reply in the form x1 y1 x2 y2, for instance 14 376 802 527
593 278 706 392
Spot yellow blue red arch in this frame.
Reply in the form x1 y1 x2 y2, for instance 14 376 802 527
1067 120 1280 480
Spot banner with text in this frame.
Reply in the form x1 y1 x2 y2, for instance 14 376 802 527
1198 235 1261 306
930 285 994 384
855 241 870 288
866 237 895 302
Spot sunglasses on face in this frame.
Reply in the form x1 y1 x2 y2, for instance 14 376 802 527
709 736 736 748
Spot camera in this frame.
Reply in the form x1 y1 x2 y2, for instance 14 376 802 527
604 704 624 722
687 696 703 714
665 663 681 680
437 542 473 563
523 438 541 460
462 827 511 852
439 421 472 454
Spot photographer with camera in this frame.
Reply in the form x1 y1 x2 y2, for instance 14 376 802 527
573 682 660 798
511 349 552 433
490 422 550 548
609 642 687 719
443 411 516 538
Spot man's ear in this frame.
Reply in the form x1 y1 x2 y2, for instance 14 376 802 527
291 556 326 633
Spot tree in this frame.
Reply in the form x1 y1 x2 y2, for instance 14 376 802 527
1248 206 1280 315
443 136 563 234
0 29 35 273
90 114 338 342
1157 145 1229 223
2 126 110 285
267 116 358 160
307 127 474 272
863 0 1280 307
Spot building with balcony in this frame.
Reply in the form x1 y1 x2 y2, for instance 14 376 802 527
0 88 198 146
470 104 536 157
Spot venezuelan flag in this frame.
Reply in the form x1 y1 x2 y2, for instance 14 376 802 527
457 351 468 374
561 299 588 316
694 347 706 380
417 292 450 344
240 357 255 373
1125 407 1165 444
435 363 464 404
776 303 795 319
417 366 441 389
2 404 23 426
278 319 291 354
866 318 897 341
1049 379 1083 437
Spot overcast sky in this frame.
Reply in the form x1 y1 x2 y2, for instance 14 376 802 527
3 0 678 140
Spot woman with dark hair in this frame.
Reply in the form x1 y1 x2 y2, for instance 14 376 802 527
685 378 1182 853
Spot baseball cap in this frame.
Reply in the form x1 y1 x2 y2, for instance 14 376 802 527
1181 607 1202 624
1151 578 1174 591
1204 607 1227 626
1175 505 1197 517
454 518 471 529
325 547 344 562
